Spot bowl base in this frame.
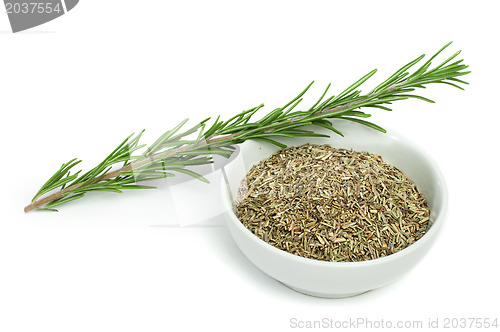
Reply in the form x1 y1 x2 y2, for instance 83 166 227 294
283 283 370 299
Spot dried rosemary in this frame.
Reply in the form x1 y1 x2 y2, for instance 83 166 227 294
234 144 430 262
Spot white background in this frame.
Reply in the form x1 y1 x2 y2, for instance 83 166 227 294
1 1 499 331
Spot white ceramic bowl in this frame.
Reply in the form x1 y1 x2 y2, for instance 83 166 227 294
220 120 447 298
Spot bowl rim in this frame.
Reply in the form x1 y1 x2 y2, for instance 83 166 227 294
221 125 448 267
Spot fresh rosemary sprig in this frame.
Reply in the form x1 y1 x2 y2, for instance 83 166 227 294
24 42 470 212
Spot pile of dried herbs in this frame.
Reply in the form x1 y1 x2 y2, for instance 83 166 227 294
234 144 430 262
